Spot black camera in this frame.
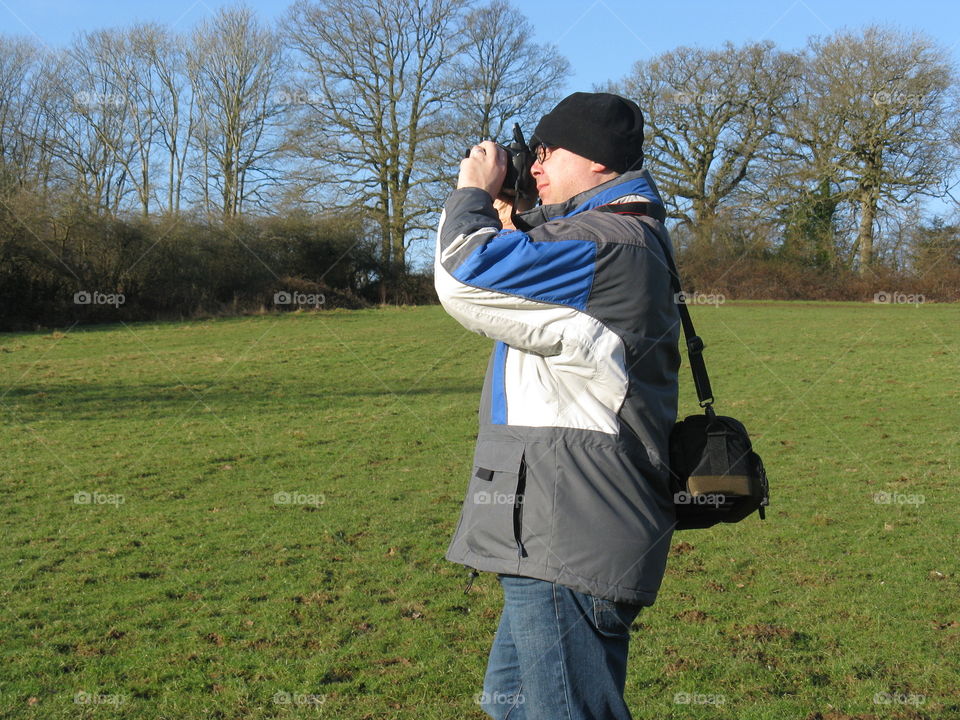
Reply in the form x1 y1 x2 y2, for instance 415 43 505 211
465 123 537 208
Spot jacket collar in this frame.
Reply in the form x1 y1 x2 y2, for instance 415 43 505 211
516 169 665 229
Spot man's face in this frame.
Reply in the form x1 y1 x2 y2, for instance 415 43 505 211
530 146 610 206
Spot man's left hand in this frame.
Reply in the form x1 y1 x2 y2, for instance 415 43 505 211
493 195 516 230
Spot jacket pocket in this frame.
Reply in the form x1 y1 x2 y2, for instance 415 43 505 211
460 439 527 559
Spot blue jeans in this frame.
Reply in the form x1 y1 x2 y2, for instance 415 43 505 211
480 574 643 720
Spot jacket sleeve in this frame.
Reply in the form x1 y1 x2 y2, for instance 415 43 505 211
435 188 598 356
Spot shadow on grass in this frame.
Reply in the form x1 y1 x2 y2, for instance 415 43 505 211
4 380 480 411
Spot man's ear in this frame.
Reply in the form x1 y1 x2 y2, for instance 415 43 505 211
589 161 619 179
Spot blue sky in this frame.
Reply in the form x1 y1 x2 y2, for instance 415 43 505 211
2 0 959 91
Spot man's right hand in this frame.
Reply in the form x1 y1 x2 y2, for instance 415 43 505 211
458 140 507 200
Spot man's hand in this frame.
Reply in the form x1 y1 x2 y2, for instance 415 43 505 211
458 140 507 200
493 195 516 230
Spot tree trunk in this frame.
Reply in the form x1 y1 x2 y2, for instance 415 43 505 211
857 191 877 273
379 212 391 304
691 197 716 248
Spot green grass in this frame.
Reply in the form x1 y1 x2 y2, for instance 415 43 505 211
1 303 958 720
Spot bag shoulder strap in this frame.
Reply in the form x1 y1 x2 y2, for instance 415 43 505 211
594 201 714 408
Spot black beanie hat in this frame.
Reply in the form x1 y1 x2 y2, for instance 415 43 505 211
532 92 644 173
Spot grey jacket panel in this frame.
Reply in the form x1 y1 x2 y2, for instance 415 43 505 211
586 216 681 465
447 426 676 605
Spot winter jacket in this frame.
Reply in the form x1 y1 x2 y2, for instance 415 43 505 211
435 169 680 605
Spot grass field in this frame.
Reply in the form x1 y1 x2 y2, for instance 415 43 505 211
1 302 958 720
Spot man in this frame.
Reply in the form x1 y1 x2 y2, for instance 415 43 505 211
435 92 680 720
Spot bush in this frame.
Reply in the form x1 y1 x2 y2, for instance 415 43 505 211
0 200 384 330
678 249 959 303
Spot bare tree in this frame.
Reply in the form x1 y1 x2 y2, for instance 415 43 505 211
615 42 799 248
789 26 959 272
136 25 194 216
0 37 57 192
284 0 474 289
454 0 569 142
758 59 849 269
87 26 165 217
188 6 286 218
42 31 139 215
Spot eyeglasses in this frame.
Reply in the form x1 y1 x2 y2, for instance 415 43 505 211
532 143 554 165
